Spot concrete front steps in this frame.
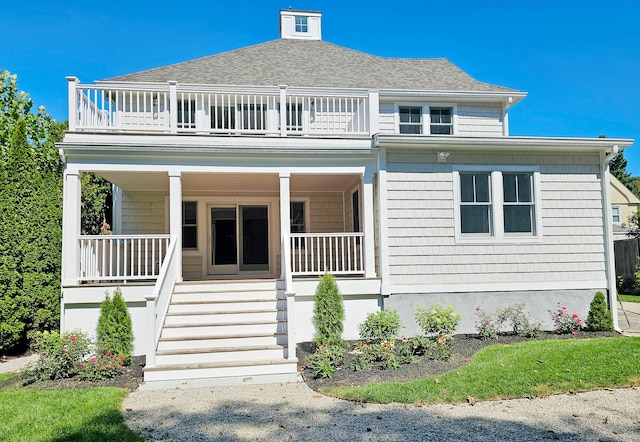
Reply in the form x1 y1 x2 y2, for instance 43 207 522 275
142 280 299 388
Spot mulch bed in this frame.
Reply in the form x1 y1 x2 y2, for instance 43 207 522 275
297 331 621 391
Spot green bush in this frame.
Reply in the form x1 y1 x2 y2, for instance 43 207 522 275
414 303 461 337
23 330 93 381
358 310 402 342
586 291 614 332
97 288 133 365
311 273 345 349
496 303 542 338
306 343 345 378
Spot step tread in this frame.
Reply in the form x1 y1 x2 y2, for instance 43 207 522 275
144 358 296 372
166 309 279 316
156 344 286 356
162 320 280 328
159 332 282 342
170 298 278 306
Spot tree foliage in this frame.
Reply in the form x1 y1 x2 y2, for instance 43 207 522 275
81 172 112 234
610 151 634 192
585 291 614 332
97 288 134 365
312 273 346 349
0 71 64 354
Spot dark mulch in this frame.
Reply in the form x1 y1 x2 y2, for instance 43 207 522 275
297 331 621 391
0 356 145 391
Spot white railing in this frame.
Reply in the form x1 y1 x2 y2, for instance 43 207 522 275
69 79 372 137
78 235 171 282
290 232 365 276
145 235 178 368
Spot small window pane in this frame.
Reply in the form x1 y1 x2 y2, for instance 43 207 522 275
612 207 621 223
460 174 475 202
504 206 533 233
475 174 490 202
461 205 491 234
182 202 197 249
183 202 197 224
430 125 452 135
290 202 305 233
517 174 532 203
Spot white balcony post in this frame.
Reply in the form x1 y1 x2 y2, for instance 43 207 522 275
279 172 292 291
62 170 81 286
279 85 287 137
363 173 376 278
66 77 79 131
368 90 379 137
169 171 183 282
168 81 178 134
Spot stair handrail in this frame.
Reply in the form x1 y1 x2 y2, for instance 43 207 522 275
145 234 178 368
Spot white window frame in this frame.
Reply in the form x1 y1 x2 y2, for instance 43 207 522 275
452 165 543 244
612 206 621 224
394 104 457 135
295 16 308 33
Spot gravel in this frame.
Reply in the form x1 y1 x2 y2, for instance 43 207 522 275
123 383 640 441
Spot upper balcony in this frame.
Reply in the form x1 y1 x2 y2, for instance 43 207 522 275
67 78 376 138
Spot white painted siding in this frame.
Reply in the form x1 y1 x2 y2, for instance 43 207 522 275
378 102 396 133
385 150 605 285
457 103 503 136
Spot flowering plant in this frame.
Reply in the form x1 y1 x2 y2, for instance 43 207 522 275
474 307 498 340
548 303 583 334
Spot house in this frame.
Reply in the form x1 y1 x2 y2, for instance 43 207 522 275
58 9 633 386
610 174 640 240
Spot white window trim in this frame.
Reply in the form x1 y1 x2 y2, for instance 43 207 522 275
611 206 621 224
394 103 458 135
452 165 543 244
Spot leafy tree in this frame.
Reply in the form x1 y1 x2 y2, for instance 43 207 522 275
609 151 634 192
0 72 64 354
81 172 112 234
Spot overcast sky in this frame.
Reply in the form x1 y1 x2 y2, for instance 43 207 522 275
2 0 639 172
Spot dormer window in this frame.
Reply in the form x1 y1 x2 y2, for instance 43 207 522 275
430 107 453 134
295 16 308 33
399 106 422 134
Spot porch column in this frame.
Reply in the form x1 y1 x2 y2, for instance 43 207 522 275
61 170 81 286
279 172 292 291
363 173 376 278
169 171 183 283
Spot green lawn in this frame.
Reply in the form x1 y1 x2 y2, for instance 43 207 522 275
323 337 640 404
0 380 143 442
618 294 640 303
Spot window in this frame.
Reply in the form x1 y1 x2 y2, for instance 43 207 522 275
352 190 360 232
454 168 540 242
182 202 197 249
612 206 621 223
399 106 422 134
430 107 453 134
290 202 305 233
460 173 492 234
295 16 308 33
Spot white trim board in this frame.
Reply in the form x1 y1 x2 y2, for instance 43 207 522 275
382 280 607 296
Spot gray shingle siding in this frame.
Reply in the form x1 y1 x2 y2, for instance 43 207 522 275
106 39 517 93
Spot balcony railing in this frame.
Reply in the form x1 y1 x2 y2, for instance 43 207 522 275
68 78 373 137
290 232 365 276
78 235 171 282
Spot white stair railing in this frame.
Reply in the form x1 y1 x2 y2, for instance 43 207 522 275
290 232 365 276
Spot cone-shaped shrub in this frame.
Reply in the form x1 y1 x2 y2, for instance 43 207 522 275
97 288 134 365
586 291 614 332
312 273 345 349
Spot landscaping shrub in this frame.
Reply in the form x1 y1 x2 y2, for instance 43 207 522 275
358 309 402 342
307 343 345 378
23 330 93 381
97 288 133 365
548 302 583 334
311 273 345 349
496 303 541 338
474 307 498 340
414 303 461 360
586 291 614 332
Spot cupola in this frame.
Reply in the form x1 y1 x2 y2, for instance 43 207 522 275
279 9 322 40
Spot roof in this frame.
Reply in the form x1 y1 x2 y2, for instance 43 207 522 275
105 39 518 93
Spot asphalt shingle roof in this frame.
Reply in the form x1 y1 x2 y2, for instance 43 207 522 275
106 39 517 93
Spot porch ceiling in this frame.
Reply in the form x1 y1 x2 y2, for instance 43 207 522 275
97 171 359 192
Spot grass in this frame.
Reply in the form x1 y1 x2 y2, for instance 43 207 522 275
0 383 143 442
618 294 640 303
323 337 640 404
0 372 14 383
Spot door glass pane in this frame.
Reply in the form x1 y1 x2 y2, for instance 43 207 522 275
240 206 269 270
211 208 237 265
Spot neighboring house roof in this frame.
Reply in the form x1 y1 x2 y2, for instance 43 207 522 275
610 174 640 205
105 39 518 93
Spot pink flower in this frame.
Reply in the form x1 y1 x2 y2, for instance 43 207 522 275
82 363 87 367
571 330 576 335
119 355 125 361
484 319 489 323
70 337 76 343
475 307 481 311
90 356 98 362
572 313 578 319
562 306 567 310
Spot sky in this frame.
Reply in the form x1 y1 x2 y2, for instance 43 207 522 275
2 0 639 172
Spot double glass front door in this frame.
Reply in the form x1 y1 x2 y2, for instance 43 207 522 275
209 205 269 275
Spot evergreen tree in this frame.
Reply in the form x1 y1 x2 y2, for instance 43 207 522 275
311 273 346 349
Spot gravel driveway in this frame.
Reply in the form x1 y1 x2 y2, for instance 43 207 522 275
123 383 640 441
